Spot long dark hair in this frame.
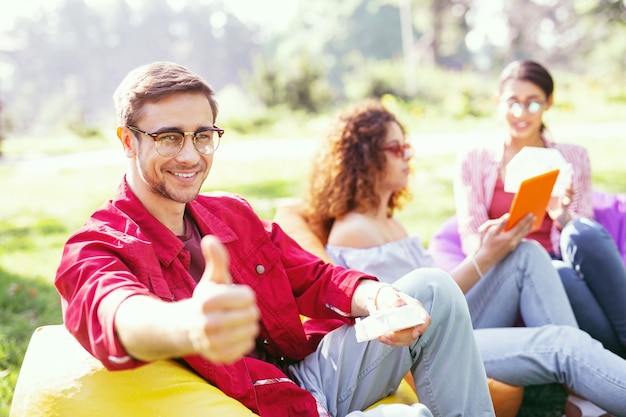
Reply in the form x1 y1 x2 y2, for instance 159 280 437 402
498 60 554 132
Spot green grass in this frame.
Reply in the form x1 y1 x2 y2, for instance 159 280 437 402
1 118 625 417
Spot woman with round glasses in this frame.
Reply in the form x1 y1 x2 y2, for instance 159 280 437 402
454 59 626 358
298 99 626 415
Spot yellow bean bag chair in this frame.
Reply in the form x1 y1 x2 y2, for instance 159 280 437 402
9 325 259 417
273 202 525 417
10 325 418 417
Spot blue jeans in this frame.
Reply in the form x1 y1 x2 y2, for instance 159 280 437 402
463 239 626 415
555 218 626 357
475 325 626 416
290 269 495 417
465 240 578 329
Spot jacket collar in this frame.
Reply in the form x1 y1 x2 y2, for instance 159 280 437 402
112 178 238 267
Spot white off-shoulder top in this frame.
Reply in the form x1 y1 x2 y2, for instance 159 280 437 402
326 236 435 284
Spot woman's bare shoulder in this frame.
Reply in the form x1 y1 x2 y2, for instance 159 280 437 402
328 213 383 248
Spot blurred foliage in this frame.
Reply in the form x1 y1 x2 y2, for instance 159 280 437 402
0 0 624 139
245 54 334 113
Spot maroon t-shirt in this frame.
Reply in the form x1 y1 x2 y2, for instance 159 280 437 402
178 211 205 282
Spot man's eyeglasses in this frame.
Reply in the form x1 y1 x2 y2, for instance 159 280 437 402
381 143 413 159
501 100 545 117
126 125 224 157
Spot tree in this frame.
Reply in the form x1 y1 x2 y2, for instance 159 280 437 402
1 0 260 135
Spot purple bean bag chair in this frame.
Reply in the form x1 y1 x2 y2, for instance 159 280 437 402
429 190 626 272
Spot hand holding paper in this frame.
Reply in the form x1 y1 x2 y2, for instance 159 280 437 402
504 147 572 197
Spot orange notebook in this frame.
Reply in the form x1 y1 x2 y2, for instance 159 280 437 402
504 169 560 232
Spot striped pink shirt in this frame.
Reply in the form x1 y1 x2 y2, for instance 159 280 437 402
454 135 593 256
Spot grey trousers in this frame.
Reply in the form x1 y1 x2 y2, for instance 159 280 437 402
290 268 495 417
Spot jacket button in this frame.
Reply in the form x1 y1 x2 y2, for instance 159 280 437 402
263 339 269 345
255 264 265 274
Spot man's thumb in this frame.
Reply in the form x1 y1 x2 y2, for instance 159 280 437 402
200 235 232 285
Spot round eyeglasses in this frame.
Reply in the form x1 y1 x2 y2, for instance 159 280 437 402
502 100 545 117
127 125 224 157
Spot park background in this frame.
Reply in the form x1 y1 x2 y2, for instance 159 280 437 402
1 0 625 416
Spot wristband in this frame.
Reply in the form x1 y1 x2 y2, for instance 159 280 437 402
470 256 484 278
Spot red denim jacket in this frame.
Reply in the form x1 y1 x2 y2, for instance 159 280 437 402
55 178 375 416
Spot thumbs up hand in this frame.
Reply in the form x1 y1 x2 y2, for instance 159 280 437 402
189 235 260 364
198 233 234 286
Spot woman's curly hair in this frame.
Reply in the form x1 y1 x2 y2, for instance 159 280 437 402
301 100 412 242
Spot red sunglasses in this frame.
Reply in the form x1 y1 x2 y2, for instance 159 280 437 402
381 143 413 159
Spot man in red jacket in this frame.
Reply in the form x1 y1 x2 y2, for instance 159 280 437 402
55 61 494 417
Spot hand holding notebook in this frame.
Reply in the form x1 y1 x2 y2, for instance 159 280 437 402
505 169 560 232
